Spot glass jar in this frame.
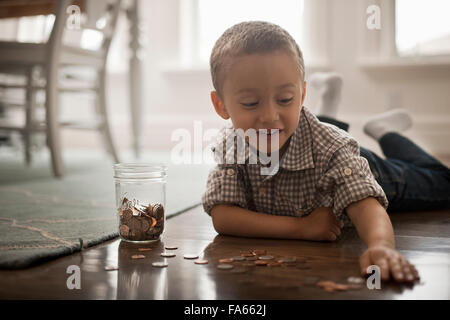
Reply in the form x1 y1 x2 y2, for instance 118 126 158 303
113 163 168 243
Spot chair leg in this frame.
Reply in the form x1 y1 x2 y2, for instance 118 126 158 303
24 67 35 166
97 69 119 163
45 61 64 177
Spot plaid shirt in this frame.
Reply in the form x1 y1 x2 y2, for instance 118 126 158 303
201 106 388 226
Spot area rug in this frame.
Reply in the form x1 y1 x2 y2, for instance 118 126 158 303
0 148 214 269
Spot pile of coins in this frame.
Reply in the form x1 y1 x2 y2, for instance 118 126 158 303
118 197 164 241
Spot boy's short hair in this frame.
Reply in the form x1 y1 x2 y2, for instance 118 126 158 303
210 21 305 98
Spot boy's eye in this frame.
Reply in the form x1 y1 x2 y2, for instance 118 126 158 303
279 98 293 104
241 102 259 107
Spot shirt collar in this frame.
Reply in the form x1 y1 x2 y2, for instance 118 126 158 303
279 106 315 171
211 106 315 171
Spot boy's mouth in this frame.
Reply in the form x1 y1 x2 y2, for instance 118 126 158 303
258 129 283 136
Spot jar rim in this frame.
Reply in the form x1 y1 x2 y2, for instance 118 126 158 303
113 163 168 171
113 163 168 179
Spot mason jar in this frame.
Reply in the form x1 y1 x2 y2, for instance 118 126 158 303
113 163 168 243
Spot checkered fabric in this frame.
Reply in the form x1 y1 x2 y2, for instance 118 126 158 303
201 106 388 226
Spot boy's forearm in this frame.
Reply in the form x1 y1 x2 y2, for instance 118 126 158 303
211 204 303 239
346 197 395 249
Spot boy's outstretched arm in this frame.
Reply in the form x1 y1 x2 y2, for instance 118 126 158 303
346 197 420 283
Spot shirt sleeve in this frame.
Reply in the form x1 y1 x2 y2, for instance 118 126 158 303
201 165 248 216
317 138 389 220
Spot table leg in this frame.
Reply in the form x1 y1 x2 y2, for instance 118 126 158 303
127 0 145 158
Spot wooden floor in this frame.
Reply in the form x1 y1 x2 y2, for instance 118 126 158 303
0 205 449 299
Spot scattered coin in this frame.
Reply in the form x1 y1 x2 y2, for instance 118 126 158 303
219 258 234 263
194 260 209 265
131 254 145 259
217 264 234 270
104 266 119 271
347 276 365 284
161 252 176 258
183 254 199 259
255 260 269 266
165 246 178 250
138 248 152 252
241 253 255 257
252 250 267 256
152 261 168 268
230 267 248 274
278 257 297 263
317 280 350 292
231 256 245 261
246 256 257 261
258 255 274 260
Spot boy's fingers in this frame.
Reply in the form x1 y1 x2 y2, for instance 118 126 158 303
374 258 390 281
388 257 405 282
359 252 371 276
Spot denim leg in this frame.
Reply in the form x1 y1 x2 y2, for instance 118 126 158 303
360 146 450 212
379 132 450 172
317 115 350 132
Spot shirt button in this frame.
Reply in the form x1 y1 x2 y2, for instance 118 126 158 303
343 167 352 176
226 168 235 176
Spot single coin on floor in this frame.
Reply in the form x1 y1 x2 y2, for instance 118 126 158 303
194 259 209 265
258 255 274 260
131 254 145 259
152 262 168 268
219 258 234 263
161 252 176 258
184 254 199 259
165 246 178 250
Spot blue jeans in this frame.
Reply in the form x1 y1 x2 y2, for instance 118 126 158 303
317 116 450 212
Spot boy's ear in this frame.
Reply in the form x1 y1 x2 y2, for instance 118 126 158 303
300 81 307 106
210 91 230 120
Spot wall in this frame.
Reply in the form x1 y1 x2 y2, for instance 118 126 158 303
60 0 450 158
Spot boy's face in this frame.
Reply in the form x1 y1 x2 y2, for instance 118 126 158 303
211 50 306 156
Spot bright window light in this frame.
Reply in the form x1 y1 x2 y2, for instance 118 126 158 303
197 0 304 63
396 0 450 56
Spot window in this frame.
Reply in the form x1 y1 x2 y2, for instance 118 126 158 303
180 0 305 67
396 0 450 57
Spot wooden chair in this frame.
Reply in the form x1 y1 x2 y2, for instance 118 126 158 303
0 0 121 177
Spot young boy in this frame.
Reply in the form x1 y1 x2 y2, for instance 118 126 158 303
202 21 425 284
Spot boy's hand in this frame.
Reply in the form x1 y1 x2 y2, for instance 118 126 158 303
300 207 344 241
360 244 420 283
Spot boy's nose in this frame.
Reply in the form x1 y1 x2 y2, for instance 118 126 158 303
259 103 280 124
